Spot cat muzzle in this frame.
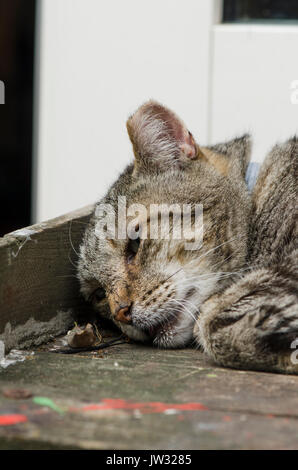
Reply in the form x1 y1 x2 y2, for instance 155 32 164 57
114 303 132 324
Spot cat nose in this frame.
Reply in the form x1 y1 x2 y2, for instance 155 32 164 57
115 302 132 324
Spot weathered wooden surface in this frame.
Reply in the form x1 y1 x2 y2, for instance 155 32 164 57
0 205 94 351
1 339 298 450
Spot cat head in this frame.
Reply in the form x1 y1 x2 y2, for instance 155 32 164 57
78 100 252 348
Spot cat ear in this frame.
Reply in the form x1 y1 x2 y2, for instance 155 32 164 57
206 134 252 179
126 100 202 173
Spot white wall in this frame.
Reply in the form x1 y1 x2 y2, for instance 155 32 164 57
210 24 298 162
34 0 219 222
34 1 298 223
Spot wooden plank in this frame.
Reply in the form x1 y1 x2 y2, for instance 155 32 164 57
0 205 94 351
1 343 298 449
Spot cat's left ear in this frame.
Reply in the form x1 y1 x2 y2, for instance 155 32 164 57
206 134 252 179
126 100 204 174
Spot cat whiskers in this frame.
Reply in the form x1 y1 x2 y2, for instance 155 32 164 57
191 235 245 265
66 219 81 270
182 269 249 285
56 274 79 279
170 298 198 324
163 235 246 284
67 253 78 270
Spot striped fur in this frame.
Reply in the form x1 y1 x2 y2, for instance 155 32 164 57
195 138 298 373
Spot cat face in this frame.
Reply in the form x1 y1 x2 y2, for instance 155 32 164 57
78 101 252 348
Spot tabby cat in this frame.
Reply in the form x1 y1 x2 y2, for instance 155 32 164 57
78 101 298 374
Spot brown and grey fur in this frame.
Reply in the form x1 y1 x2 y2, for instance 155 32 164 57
78 100 297 373
195 137 298 373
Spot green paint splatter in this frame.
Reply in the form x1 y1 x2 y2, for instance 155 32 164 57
33 396 64 415
206 374 217 378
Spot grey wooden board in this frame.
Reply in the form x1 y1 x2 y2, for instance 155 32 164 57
1 341 298 450
0 205 94 351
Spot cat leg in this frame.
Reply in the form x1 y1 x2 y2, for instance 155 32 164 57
194 267 298 374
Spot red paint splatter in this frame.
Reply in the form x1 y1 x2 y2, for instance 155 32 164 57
222 415 232 422
72 398 208 414
0 414 28 426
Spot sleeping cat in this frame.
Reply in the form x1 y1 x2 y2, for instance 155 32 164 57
78 100 298 374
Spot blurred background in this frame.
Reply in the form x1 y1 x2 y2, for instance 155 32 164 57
0 0 297 235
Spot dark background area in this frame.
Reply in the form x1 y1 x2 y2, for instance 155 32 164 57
223 0 298 22
0 0 36 236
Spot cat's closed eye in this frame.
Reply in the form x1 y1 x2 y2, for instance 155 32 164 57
126 237 141 263
89 287 106 303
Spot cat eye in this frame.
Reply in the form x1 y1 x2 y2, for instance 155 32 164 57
90 287 106 303
126 237 140 263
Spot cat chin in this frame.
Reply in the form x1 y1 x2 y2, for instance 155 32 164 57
116 322 151 344
153 330 193 349
116 315 194 349
153 321 194 349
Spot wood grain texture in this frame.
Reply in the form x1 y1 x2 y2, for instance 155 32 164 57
0 205 94 351
1 343 298 449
